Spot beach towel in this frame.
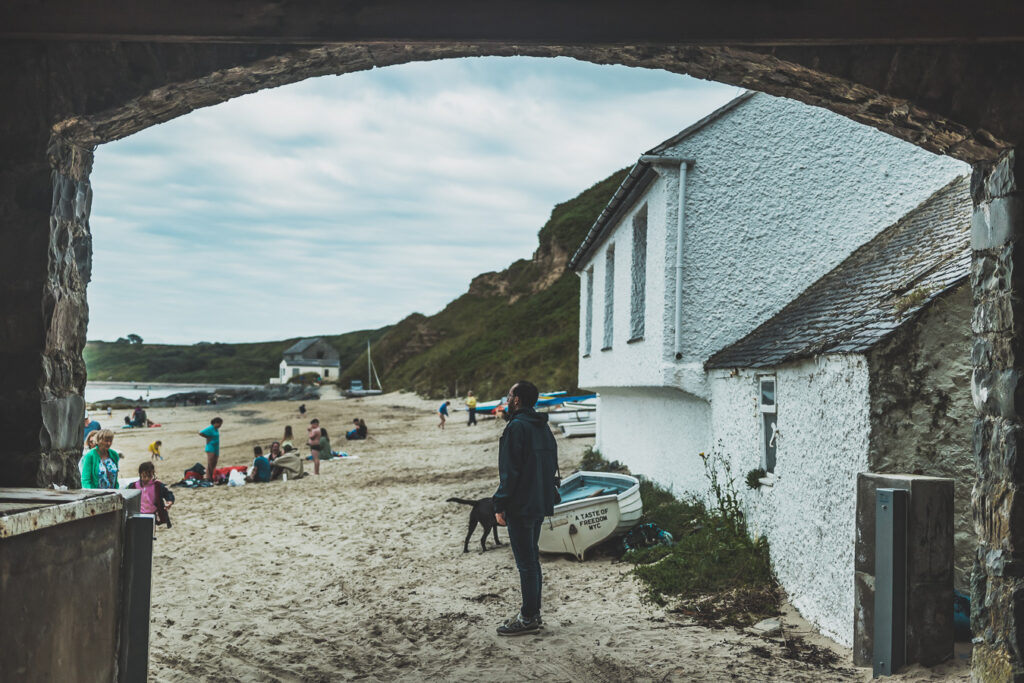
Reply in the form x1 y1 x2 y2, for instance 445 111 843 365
271 452 304 479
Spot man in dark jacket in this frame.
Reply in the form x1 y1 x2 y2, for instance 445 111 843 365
493 380 559 636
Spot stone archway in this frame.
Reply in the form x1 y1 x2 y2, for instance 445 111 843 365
6 26 1024 679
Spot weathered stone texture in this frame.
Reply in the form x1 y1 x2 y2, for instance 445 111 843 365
972 149 1024 680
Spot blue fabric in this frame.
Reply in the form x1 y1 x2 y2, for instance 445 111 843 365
83 420 101 443
438 403 449 416
200 425 220 454
507 516 543 620
97 456 119 489
253 455 271 482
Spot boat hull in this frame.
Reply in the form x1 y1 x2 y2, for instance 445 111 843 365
560 420 596 437
539 471 642 560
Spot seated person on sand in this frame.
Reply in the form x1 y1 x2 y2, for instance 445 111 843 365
319 428 333 460
270 444 305 480
281 426 294 451
246 445 272 483
346 418 368 440
268 441 283 461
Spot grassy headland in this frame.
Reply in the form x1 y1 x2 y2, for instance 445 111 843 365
85 168 629 396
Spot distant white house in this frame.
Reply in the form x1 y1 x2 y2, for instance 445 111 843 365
570 91 969 645
269 337 341 384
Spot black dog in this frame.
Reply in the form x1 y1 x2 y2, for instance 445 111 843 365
447 497 502 553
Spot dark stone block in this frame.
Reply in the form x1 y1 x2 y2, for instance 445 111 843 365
972 196 1024 250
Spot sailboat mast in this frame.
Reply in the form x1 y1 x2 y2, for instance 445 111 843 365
367 339 372 388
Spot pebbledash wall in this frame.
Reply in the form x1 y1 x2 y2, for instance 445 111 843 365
711 355 871 645
577 92 967 498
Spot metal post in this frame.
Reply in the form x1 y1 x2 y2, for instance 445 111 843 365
874 488 908 677
118 513 154 683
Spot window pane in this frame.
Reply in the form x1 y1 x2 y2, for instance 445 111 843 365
760 379 775 406
763 412 777 473
630 206 647 339
603 246 615 349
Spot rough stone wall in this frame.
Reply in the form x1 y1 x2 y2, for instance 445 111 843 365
866 283 974 592
594 387 710 495
969 149 1024 680
710 355 871 646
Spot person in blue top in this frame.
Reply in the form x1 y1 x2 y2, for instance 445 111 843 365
81 429 121 489
438 401 451 430
246 445 272 483
83 415 101 444
199 417 223 482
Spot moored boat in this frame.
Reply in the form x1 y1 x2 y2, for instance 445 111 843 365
547 408 596 425
560 420 596 437
539 471 642 561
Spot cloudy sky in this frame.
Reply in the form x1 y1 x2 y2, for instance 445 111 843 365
88 57 740 344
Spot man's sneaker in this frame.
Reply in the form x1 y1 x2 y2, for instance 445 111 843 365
502 612 543 628
497 613 541 636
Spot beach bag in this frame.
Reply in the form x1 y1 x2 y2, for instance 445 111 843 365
622 523 674 552
228 470 246 487
185 463 206 480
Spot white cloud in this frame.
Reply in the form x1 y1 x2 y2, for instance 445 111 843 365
87 57 741 343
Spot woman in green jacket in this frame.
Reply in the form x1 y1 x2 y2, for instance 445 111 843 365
81 429 121 489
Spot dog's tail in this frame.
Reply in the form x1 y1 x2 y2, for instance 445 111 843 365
446 497 479 506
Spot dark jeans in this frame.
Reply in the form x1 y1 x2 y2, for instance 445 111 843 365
467 408 477 426
507 516 543 619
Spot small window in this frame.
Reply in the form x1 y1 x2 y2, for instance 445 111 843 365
584 267 594 355
603 245 615 350
630 205 647 341
324 369 330 377
759 377 777 473
292 367 300 377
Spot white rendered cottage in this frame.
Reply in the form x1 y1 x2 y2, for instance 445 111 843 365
569 91 969 644
269 337 341 384
571 91 967 493
706 176 973 646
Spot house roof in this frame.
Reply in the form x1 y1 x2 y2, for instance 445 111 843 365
569 91 757 271
283 337 321 355
282 358 340 368
705 175 972 370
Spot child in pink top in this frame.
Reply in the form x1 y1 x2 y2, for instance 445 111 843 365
128 461 175 528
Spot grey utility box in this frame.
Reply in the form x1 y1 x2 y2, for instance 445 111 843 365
854 474 954 669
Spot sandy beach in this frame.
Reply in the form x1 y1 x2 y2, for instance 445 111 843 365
101 392 969 682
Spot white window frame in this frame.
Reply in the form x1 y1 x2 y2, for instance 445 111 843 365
758 375 778 474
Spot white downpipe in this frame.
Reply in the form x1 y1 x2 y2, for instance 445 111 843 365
639 155 692 360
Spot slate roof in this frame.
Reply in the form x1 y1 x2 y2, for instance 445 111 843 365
569 92 756 271
282 338 320 356
705 175 972 370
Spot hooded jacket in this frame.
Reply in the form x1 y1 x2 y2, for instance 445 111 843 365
493 408 559 518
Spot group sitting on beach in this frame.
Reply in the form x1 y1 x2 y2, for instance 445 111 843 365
346 418 368 440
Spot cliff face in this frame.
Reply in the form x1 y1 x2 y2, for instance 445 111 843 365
339 167 629 399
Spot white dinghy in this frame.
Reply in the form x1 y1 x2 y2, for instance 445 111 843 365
547 408 596 425
560 420 597 437
539 471 642 560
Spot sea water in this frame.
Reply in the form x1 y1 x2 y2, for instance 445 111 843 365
84 381 261 404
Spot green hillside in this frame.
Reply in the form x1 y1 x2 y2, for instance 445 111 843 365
84 327 391 385
339 168 629 398
85 167 629 396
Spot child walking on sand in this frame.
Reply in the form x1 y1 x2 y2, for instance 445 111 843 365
128 461 175 528
148 440 163 461
438 401 450 430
